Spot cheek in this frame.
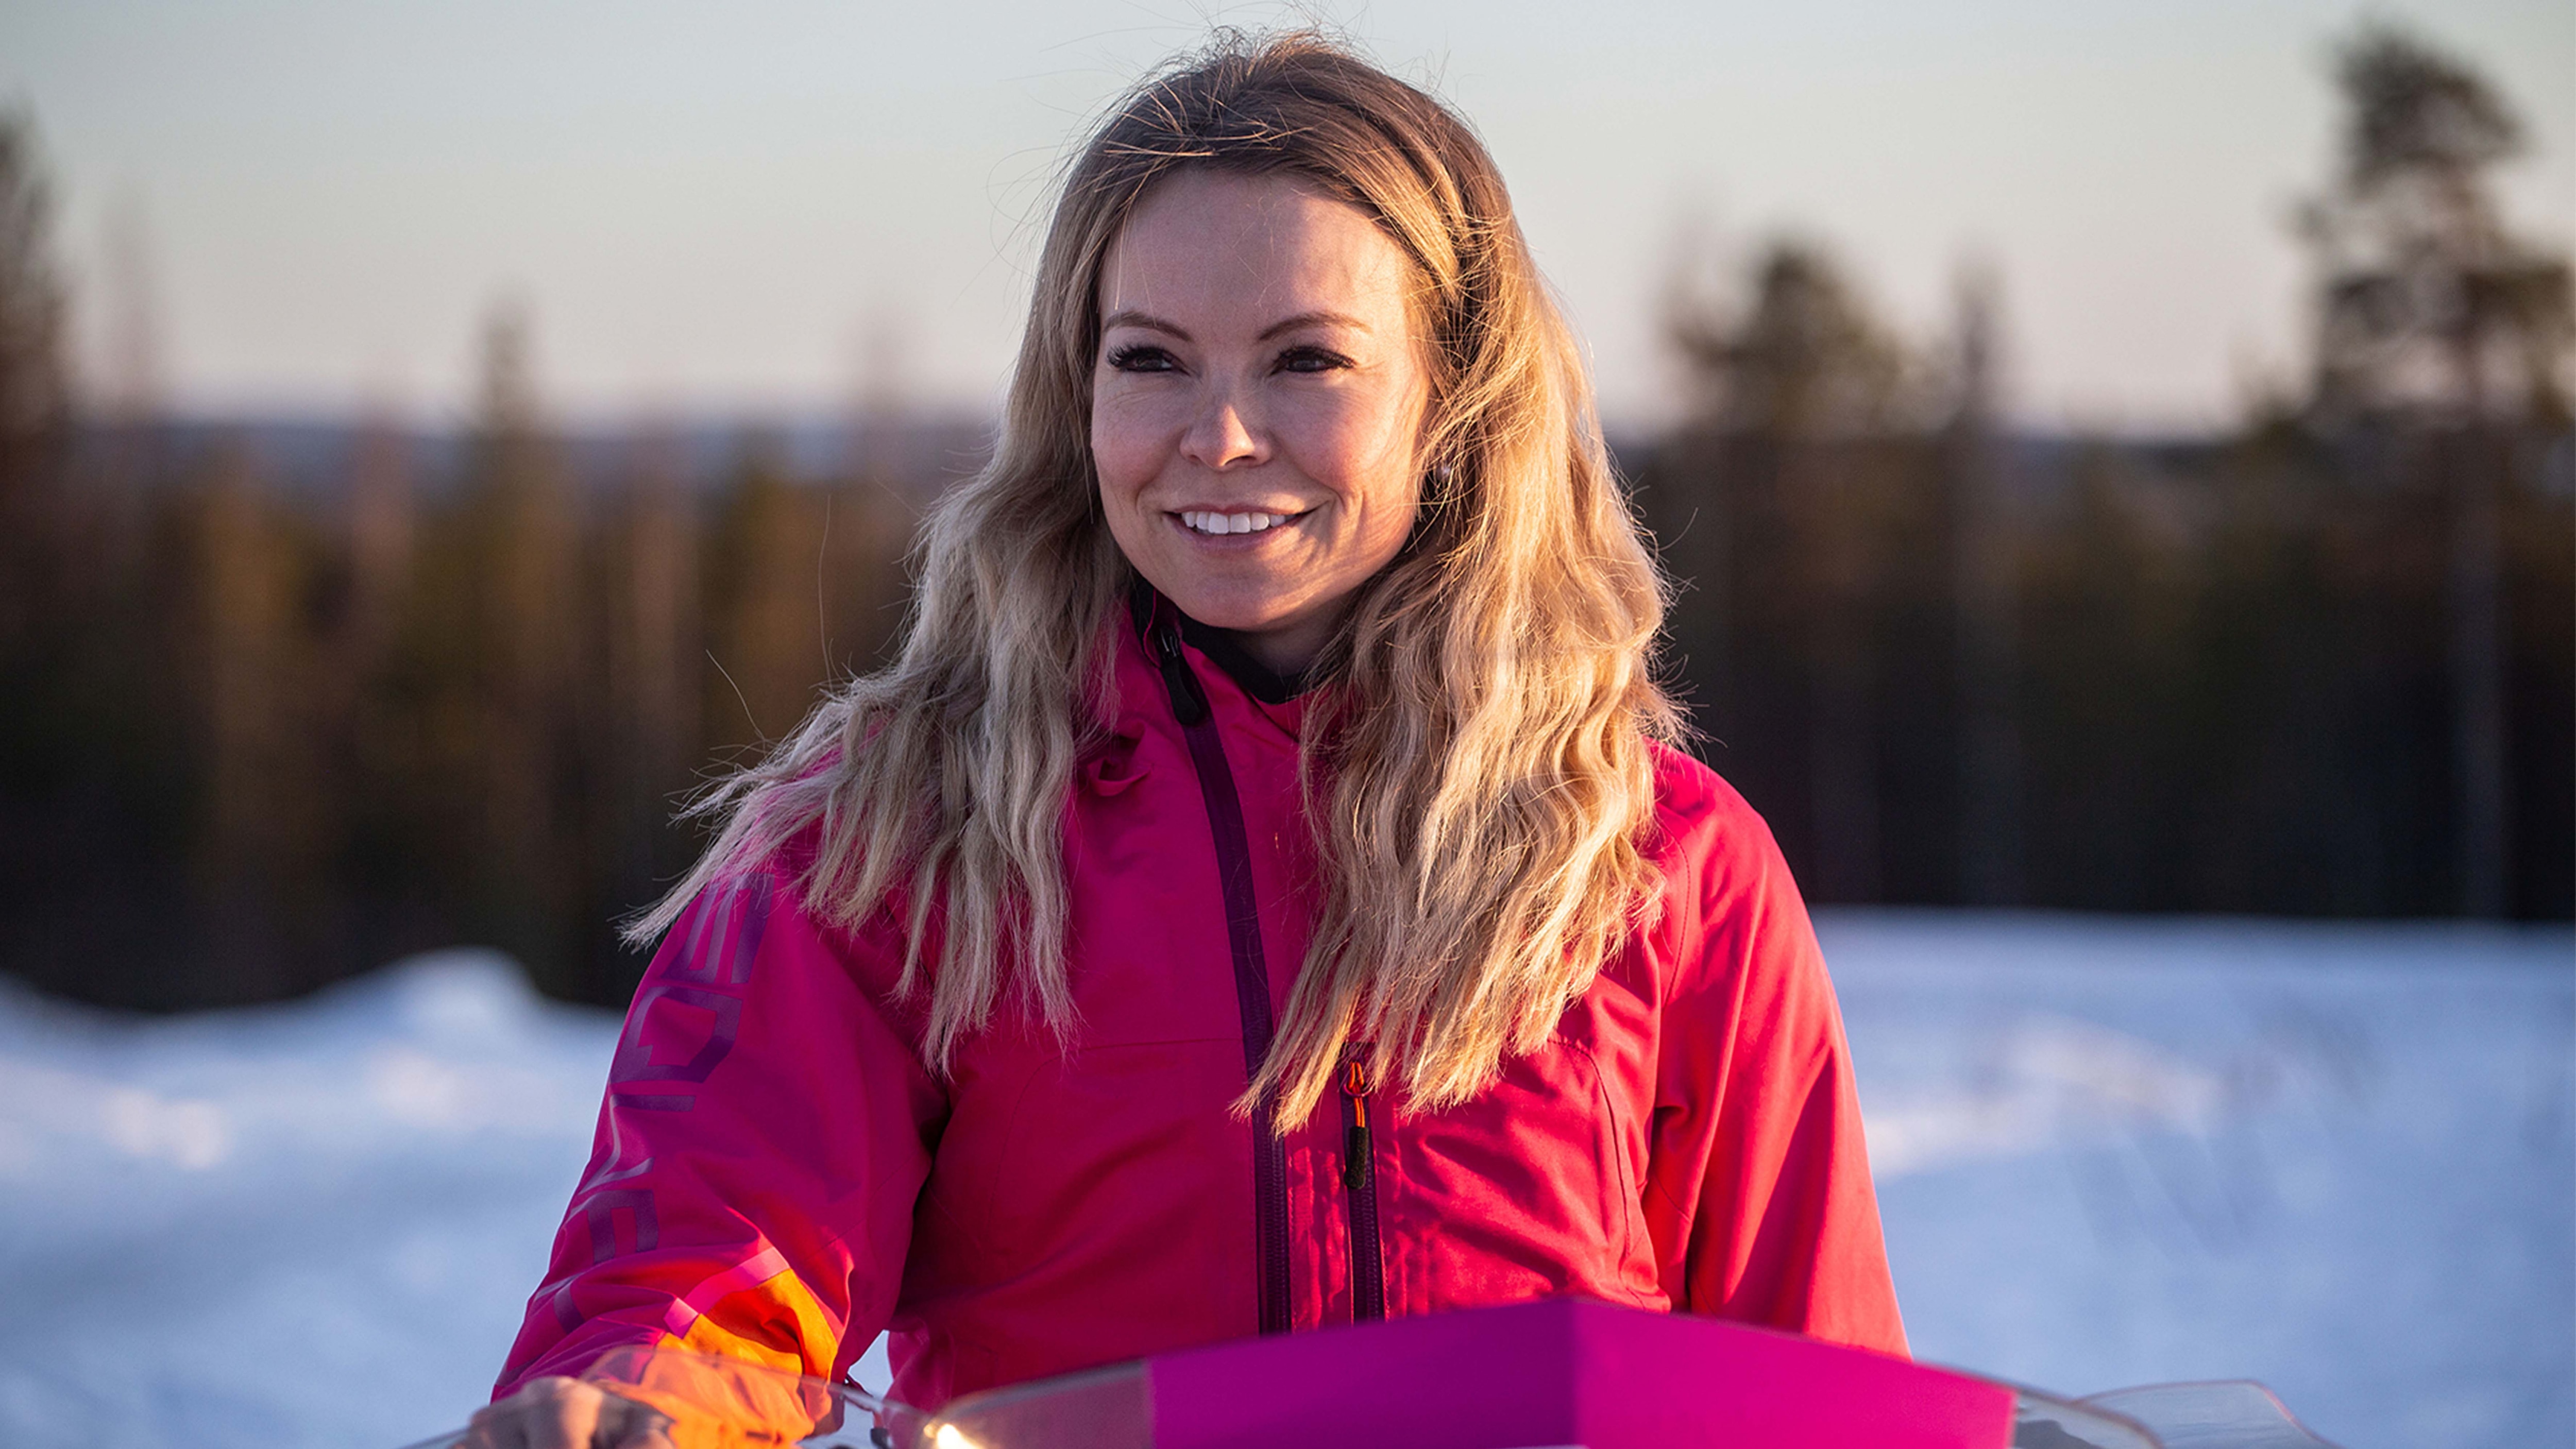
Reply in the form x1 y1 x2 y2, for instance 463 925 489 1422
1294 386 1429 536
1289 388 1416 485
1360 470 1425 559
1089 389 1163 497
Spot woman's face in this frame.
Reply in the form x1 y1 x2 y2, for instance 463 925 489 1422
1091 169 1432 677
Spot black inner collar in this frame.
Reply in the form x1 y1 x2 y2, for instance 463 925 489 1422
1128 577 1315 704
1177 610 1311 704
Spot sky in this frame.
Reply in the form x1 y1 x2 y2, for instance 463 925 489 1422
4 0 2570 433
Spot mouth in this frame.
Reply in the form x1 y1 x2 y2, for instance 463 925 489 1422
1171 508 1310 537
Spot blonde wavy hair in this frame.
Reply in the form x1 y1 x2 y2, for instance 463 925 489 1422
634 31 1679 1127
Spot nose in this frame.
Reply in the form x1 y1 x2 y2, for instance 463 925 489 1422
1179 383 1267 471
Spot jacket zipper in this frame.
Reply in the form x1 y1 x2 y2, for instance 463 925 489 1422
1341 1046 1386 1321
1151 605 1293 1336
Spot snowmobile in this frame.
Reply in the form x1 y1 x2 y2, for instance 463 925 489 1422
408 1298 2340 1448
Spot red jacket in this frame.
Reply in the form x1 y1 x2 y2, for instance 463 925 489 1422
498 605 1905 1408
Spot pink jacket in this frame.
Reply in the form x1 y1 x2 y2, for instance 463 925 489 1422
498 601 1905 1409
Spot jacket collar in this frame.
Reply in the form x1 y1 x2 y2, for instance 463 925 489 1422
1125 577 1321 706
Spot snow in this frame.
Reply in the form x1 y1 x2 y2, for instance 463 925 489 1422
1826 913 2575 1449
0 915 2567 1449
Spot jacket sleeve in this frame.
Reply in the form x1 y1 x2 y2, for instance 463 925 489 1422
1649 785 1908 1356
494 868 944 1395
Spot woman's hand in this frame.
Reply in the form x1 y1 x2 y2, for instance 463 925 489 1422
463 1376 675 1449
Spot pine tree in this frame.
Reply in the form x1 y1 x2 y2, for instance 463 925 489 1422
2301 24 2573 916
1656 240 1929 900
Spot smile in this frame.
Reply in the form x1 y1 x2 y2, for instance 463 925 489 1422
1175 509 1302 536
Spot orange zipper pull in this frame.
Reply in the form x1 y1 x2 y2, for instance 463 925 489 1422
1341 1055 1372 1190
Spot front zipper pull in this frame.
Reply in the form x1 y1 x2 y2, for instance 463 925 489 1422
1152 615 1210 727
1341 1056 1372 1192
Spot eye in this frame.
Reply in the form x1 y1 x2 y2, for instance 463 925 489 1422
1276 345 1351 375
1106 343 1179 373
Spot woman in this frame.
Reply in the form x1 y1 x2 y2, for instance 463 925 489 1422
485 29 1902 1435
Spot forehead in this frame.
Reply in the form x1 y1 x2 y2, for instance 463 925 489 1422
1098 170 1417 327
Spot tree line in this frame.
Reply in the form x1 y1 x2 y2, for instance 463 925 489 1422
0 23 2566 1014
1636 24 2570 920
1 289 923 1008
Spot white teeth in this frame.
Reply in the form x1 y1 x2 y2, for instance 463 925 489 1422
1180 510 1291 536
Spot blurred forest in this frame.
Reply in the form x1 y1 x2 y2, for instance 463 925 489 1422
1637 27 2571 926
0 24 2567 1013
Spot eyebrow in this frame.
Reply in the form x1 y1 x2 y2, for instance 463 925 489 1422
1098 308 1374 343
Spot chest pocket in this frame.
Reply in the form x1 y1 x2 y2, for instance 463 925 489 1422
1396 1035 1656 1309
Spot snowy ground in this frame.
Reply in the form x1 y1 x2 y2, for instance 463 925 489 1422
1826 913 2572 1449
0 912 2566 1449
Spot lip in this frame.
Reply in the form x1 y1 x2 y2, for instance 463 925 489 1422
1162 505 1315 542
1162 502 1316 518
